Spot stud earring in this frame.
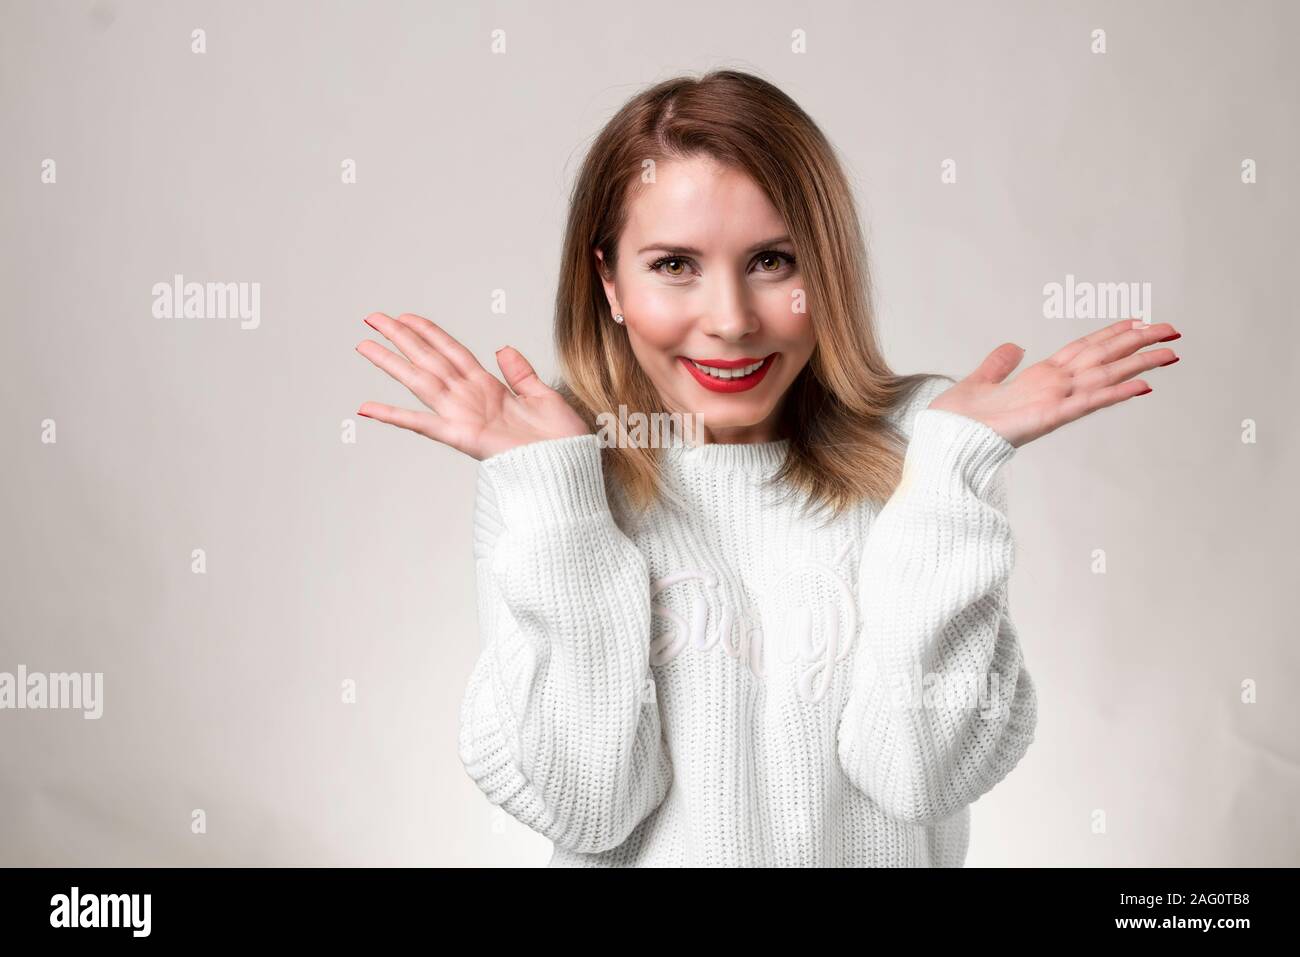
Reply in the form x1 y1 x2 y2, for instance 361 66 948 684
613 313 625 324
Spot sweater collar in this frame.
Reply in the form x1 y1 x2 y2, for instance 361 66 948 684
661 437 790 473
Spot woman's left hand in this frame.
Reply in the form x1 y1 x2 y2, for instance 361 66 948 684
928 319 1182 448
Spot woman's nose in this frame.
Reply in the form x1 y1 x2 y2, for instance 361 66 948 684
699 274 760 341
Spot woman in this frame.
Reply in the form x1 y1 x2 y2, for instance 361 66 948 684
355 70 1180 866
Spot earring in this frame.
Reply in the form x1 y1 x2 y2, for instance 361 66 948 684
613 313 625 324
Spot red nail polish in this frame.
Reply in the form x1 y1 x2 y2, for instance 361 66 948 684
1158 332 1181 342
1136 385 1153 395
357 410 371 418
1158 356 1180 367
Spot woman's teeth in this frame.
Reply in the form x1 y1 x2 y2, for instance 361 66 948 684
688 358 765 379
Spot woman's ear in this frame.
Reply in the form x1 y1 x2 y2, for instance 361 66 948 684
593 247 621 316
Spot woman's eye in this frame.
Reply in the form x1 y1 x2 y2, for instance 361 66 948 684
756 252 796 273
648 256 691 278
648 252 795 278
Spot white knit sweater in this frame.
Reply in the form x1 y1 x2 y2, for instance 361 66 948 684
457 373 1038 866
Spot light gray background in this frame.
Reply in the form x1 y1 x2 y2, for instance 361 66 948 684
2 0 1296 866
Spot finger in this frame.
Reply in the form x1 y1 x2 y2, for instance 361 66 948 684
969 342 1025 384
1048 319 1147 367
1074 346 1178 391
391 313 488 379
357 402 466 448
1056 378 1153 423
495 346 550 398
364 312 457 382
1064 322 1178 373
356 339 448 408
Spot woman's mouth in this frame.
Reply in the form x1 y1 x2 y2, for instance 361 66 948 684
677 353 778 393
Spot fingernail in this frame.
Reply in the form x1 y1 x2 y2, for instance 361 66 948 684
1158 332 1181 342
357 410 371 418
363 317 376 329
1136 385 1153 395
1158 356 1180 367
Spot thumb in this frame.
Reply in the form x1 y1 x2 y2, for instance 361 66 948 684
970 342 1025 384
495 346 549 397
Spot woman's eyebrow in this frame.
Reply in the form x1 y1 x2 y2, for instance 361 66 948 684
636 235 793 255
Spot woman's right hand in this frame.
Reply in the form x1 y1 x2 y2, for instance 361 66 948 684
355 312 592 461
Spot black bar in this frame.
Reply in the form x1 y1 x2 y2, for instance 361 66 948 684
0 866 1285 943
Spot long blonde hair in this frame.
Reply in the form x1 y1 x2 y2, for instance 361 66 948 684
551 69 939 524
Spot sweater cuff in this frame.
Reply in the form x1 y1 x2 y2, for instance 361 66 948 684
899 408 1016 500
479 433 610 530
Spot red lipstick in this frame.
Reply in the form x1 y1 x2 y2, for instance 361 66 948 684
678 353 778 393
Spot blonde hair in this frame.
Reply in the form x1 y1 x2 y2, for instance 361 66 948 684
551 69 940 524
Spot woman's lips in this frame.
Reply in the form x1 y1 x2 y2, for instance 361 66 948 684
678 353 778 393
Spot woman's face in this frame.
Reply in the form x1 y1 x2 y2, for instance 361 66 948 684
595 154 816 444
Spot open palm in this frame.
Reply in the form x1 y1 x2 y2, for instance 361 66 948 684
929 319 1182 448
355 312 590 461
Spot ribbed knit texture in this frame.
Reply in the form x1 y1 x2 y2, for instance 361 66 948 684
457 374 1038 866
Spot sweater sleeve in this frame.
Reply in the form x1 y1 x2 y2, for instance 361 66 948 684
456 433 673 854
837 403 1038 827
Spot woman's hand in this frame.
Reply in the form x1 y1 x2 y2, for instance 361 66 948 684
355 312 591 461
928 319 1182 448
